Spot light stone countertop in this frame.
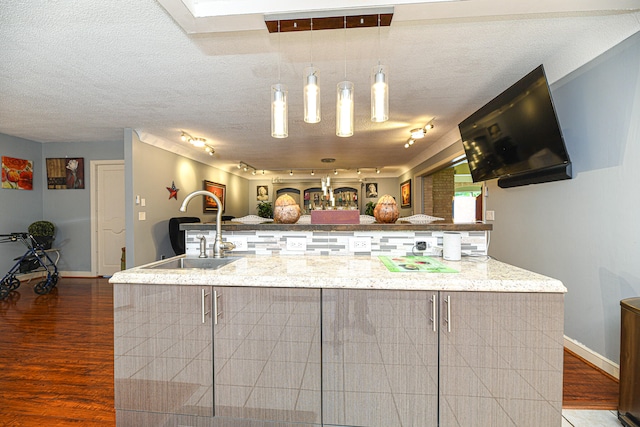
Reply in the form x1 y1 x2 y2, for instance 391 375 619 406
109 254 566 293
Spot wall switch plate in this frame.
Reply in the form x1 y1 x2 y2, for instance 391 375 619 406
138 211 146 221
486 210 495 221
226 236 248 251
286 237 307 251
349 237 372 252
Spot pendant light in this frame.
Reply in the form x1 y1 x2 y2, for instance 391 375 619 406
271 21 288 138
336 17 354 137
371 15 388 122
271 83 288 138
304 19 321 124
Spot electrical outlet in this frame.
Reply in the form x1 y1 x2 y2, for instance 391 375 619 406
349 237 371 252
286 237 307 251
417 237 438 253
226 236 248 251
486 210 495 221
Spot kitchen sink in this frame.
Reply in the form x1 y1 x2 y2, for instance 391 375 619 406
145 256 240 270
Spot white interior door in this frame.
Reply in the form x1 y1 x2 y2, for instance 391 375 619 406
92 161 125 276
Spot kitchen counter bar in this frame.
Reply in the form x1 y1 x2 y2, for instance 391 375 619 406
110 254 566 293
182 222 492 232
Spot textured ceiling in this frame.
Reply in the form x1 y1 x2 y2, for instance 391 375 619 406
1 0 639 180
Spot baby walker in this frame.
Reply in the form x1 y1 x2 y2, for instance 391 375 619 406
0 232 59 299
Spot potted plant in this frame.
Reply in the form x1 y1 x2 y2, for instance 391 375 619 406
365 201 375 216
28 220 55 249
257 201 273 219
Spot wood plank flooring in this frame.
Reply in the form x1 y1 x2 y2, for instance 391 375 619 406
0 277 115 427
562 348 619 410
0 277 620 426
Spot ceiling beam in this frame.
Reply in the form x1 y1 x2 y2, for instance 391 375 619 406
265 12 393 33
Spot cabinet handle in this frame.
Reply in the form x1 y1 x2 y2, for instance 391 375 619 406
430 294 437 332
213 290 221 325
202 288 210 324
444 295 451 332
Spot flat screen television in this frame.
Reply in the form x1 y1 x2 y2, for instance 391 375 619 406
458 65 572 188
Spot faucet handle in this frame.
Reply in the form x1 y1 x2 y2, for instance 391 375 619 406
197 235 208 258
221 241 236 251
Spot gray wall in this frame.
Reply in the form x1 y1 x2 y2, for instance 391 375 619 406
129 131 250 267
0 134 124 274
487 32 640 364
41 141 124 272
0 134 44 273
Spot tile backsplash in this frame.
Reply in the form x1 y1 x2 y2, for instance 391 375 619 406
185 229 488 258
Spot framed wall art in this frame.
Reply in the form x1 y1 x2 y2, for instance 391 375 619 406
366 182 378 198
400 179 412 208
1 156 33 190
257 185 269 201
46 158 85 189
203 180 225 213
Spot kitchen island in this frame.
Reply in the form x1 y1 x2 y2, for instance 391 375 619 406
111 251 566 427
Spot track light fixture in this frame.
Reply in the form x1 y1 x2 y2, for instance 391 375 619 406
180 131 214 156
237 161 258 175
405 121 435 148
239 166 383 178
410 121 435 139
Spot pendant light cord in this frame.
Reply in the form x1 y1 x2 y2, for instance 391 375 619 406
377 14 381 68
343 16 347 79
310 18 313 67
278 21 281 82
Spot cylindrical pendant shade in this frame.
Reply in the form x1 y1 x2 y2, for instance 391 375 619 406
271 83 288 138
304 67 321 124
371 65 388 122
336 81 354 137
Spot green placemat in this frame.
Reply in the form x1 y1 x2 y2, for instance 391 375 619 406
379 256 459 273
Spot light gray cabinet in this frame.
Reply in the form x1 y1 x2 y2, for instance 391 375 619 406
322 289 439 427
114 285 563 427
213 287 322 425
114 284 213 419
322 290 564 427
438 291 564 427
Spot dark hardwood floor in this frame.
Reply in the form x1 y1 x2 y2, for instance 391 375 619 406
0 277 619 426
0 277 115 427
563 348 619 410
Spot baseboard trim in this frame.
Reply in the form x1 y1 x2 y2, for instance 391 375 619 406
564 335 620 380
58 270 94 277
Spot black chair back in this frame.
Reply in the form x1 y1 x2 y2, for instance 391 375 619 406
169 217 200 255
